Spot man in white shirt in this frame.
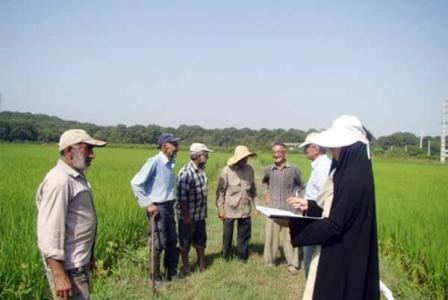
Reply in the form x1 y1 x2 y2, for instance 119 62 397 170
290 133 331 278
36 129 106 300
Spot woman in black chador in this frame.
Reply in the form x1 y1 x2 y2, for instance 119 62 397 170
288 115 380 300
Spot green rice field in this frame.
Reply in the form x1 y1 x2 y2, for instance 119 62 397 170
0 143 447 299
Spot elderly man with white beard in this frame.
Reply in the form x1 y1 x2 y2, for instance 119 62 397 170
36 129 106 300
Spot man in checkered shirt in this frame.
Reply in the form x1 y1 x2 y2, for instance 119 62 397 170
176 143 213 274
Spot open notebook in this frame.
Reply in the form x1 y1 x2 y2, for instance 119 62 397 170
256 205 323 220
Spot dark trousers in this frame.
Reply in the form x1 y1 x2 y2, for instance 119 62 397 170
147 201 178 278
223 217 251 261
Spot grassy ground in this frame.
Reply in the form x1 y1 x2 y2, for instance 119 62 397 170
0 144 442 299
92 154 306 300
90 151 425 300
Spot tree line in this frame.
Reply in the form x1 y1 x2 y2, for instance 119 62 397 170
0 111 442 157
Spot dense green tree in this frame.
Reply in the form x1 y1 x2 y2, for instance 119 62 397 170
0 111 441 159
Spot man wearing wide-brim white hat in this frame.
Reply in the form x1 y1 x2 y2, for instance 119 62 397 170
36 129 106 300
216 145 257 262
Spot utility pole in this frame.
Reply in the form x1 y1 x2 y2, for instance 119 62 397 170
442 100 448 164
420 130 423 149
428 140 431 157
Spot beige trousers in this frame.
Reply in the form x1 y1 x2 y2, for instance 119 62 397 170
263 218 299 268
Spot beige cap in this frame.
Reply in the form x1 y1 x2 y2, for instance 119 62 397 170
227 145 256 166
58 129 107 151
190 143 213 155
299 132 319 148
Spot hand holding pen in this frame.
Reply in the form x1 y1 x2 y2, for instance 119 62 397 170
287 196 308 216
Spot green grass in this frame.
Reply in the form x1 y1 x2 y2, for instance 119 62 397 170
374 159 448 298
0 144 446 299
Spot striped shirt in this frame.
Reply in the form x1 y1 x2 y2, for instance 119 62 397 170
176 161 208 221
262 162 304 211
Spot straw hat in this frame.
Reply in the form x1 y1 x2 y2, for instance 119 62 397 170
312 115 369 148
227 145 256 166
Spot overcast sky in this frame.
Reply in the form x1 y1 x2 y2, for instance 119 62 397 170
1 1 447 137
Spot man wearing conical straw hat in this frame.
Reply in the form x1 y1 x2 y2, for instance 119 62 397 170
216 145 258 262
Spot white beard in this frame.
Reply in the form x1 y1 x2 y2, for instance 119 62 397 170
72 148 88 171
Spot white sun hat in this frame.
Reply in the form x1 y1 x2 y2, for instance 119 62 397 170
312 115 369 148
299 132 320 148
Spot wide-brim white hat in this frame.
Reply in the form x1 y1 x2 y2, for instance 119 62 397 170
312 115 369 148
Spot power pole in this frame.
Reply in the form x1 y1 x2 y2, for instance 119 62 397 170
420 130 423 149
442 100 448 164
428 140 431 157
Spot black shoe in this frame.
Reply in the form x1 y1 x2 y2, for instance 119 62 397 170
238 258 248 264
168 274 179 282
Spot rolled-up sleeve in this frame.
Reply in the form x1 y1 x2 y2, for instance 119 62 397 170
130 159 156 208
37 182 68 261
216 168 228 209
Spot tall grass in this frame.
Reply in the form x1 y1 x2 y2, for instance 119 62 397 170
0 144 235 299
374 159 448 298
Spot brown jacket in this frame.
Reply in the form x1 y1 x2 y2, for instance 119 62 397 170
216 164 257 219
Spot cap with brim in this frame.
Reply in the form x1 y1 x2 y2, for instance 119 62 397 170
299 132 319 148
158 133 181 146
58 129 107 151
312 115 369 148
190 143 213 154
227 145 256 166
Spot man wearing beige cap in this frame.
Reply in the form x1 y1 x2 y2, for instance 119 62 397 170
292 132 331 278
216 145 257 262
36 129 106 300
176 143 212 274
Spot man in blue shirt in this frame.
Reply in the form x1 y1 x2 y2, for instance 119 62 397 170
131 133 181 287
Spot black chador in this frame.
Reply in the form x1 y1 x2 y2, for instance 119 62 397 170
290 142 380 300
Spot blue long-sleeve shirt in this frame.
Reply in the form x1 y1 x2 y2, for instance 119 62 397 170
130 152 176 207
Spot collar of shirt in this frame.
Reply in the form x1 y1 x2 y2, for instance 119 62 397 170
188 160 202 172
271 161 291 170
158 151 175 168
311 155 329 170
57 159 83 178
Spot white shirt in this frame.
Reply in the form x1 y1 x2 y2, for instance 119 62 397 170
304 155 332 202
36 160 96 270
